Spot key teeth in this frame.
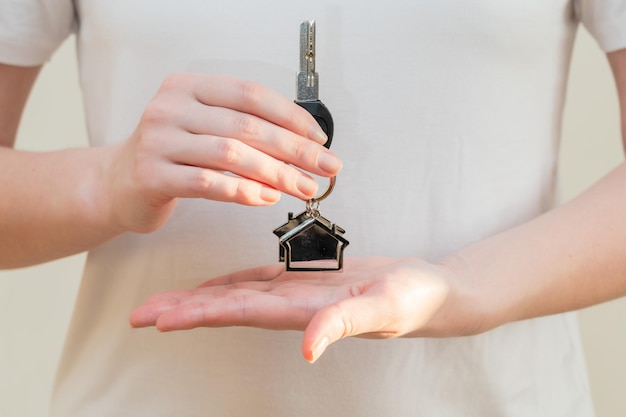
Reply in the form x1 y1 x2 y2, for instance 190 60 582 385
297 20 319 101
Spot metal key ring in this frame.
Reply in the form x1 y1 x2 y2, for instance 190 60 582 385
308 176 336 204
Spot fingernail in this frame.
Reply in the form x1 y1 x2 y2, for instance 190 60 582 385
318 151 343 175
297 175 318 197
309 336 330 363
308 125 328 145
260 186 281 203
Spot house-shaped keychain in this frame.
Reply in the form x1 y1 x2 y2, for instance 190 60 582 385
273 211 349 271
273 22 350 272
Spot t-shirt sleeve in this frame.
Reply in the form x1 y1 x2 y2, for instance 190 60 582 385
0 0 76 66
575 0 626 52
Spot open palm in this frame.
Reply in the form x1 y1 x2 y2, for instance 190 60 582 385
130 257 470 362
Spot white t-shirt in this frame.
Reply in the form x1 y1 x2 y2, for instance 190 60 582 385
2 1 626 416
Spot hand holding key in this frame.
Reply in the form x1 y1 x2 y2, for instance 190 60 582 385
104 73 343 233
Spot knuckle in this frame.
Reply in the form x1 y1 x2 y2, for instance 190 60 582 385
133 125 165 164
215 138 242 166
237 79 263 109
327 304 357 339
144 74 189 124
339 314 357 339
274 163 298 189
160 72 188 92
290 138 311 163
234 180 258 204
188 170 260 205
189 170 216 195
141 99 172 126
236 114 261 140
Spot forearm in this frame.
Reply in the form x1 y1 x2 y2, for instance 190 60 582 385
444 162 626 331
0 145 123 268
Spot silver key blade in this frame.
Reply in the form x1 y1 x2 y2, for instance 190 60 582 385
297 20 319 102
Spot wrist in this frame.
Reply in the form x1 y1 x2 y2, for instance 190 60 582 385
435 252 500 336
80 144 128 236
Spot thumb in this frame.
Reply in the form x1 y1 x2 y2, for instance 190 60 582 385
301 295 385 363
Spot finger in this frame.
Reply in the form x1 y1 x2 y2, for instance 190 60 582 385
129 291 188 328
302 295 391 363
142 290 192 305
184 74 329 145
165 134 321 200
197 264 284 288
202 266 333 288
178 104 342 177
154 291 310 332
155 164 281 205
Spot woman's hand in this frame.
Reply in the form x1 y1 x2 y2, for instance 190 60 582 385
130 257 483 363
105 73 342 233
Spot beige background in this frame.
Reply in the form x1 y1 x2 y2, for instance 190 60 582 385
1 27 625 416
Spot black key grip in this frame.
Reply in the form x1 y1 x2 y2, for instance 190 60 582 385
296 100 334 149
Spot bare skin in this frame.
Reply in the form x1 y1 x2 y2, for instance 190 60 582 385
130 49 626 363
3 45 626 364
0 70 342 268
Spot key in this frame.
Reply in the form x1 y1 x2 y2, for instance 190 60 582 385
274 178 349 272
296 20 334 149
273 21 349 272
